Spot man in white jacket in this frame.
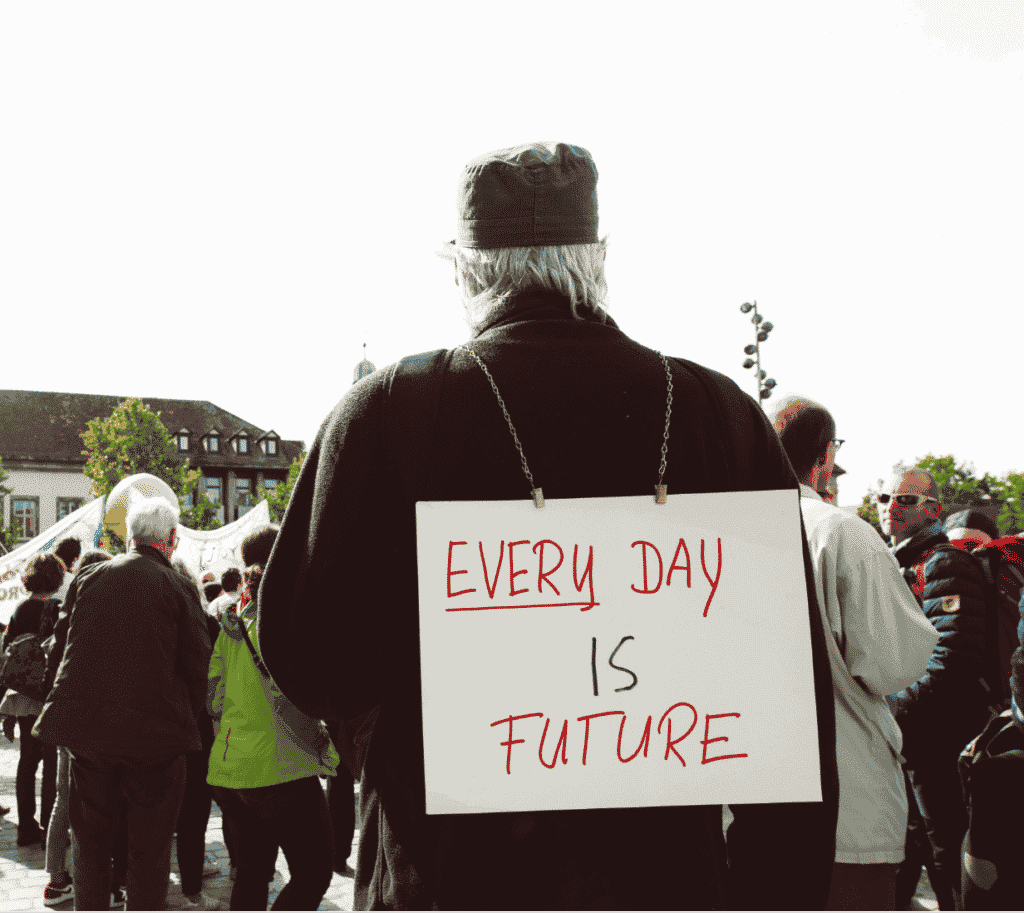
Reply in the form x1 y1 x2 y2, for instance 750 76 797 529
771 396 939 910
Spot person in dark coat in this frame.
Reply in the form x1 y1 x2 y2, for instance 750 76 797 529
34 497 212 911
256 141 839 911
0 552 63 846
881 467 990 911
1014 584 1024 731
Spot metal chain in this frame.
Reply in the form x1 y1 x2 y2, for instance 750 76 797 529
459 346 537 492
656 351 674 489
459 345 674 504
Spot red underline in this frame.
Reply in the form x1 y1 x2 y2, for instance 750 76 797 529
445 601 600 612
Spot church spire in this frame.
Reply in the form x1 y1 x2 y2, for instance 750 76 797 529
353 343 376 384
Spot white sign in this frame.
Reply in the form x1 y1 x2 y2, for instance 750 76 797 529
416 490 821 815
0 497 106 623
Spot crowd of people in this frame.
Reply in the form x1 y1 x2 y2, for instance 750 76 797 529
0 504 358 910
0 140 1022 911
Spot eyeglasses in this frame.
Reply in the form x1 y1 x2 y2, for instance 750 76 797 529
832 439 844 452
876 493 938 507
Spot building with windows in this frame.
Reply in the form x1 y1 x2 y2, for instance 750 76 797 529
0 390 303 543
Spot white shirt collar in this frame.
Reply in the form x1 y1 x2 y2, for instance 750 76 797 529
799 483 823 502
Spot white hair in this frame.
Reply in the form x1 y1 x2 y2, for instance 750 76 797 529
126 497 180 542
455 237 609 331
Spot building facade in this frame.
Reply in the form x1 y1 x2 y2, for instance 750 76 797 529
0 390 303 543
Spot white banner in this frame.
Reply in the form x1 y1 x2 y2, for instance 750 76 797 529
416 490 821 815
0 497 106 624
0 499 271 622
173 501 271 584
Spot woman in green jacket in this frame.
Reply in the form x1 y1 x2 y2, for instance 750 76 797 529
207 526 339 911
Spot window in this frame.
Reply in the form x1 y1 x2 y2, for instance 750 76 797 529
263 479 279 491
238 435 248 455
235 478 252 520
205 477 222 503
12 498 39 542
267 438 277 455
208 435 219 453
180 490 194 509
178 433 190 452
56 498 84 521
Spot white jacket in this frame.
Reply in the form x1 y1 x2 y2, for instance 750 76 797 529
799 486 939 863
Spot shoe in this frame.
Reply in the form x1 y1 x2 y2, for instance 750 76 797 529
0 804 10 815
42 878 74 907
17 826 44 846
182 892 223 910
202 849 221 878
109 887 126 908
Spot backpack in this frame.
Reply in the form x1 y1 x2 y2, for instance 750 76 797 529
0 633 49 702
970 539 1024 708
0 599 59 703
957 709 1024 909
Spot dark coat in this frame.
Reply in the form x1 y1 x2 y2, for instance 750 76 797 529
33 545 212 758
257 290 839 910
1014 586 1024 729
889 522 991 764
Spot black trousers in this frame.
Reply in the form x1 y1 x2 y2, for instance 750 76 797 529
326 765 355 868
211 776 333 911
176 748 214 896
16 716 56 837
911 757 968 912
68 750 186 912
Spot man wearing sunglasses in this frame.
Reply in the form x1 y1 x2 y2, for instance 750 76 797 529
882 468 990 912
771 398 938 910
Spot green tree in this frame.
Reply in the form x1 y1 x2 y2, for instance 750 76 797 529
914 455 1002 512
990 472 1024 536
857 493 884 539
255 450 306 524
0 454 20 553
857 454 1022 540
80 398 222 535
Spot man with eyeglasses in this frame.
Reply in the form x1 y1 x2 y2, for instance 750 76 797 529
881 467 989 911
771 398 938 910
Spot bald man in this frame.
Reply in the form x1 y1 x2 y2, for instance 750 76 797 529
770 399 938 910
880 467 990 911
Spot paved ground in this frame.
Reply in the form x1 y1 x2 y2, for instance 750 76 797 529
0 736 357 911
0 735 939 911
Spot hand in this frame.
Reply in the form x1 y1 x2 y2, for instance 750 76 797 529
2 716 16 743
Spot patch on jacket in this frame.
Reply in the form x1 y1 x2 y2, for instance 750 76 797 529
940 594 961 613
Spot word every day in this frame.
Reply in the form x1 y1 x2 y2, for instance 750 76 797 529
490 703 748 774
445 537 724 615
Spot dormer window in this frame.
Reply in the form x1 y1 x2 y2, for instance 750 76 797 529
238 434 248 454
177 430 190 452
267 438 277 455
207 434 219 453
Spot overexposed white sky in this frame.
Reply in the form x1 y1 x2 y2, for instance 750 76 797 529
3 1 1021 505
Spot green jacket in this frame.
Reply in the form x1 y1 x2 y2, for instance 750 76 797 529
207 599 338 788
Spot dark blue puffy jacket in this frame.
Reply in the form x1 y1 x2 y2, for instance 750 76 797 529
888 522 991 766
